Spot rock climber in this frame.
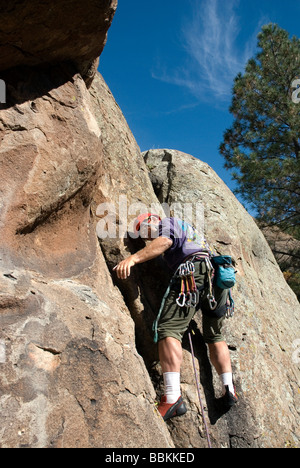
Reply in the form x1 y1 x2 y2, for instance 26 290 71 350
114 213 238 421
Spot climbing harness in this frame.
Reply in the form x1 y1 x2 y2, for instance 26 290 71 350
175 254 217 312
152 252 236 343
188 330 212 449
152 257 201 344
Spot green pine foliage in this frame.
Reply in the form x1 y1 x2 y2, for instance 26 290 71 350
220 24 300 299
220 24 300 237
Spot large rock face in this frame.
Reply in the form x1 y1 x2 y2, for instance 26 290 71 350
0 0 117 83
0 1 299 449
0 65 101 273
0 62 174 448
0 1 173 448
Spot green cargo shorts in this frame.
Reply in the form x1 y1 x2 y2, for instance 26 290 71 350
154 260 228 344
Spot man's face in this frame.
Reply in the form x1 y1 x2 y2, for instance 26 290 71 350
139 216 160 240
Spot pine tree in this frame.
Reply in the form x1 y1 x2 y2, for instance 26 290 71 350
220 24 300 238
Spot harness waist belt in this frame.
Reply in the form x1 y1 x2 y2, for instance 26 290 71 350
183 251 211 263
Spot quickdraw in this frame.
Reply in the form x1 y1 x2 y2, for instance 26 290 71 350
176 260 200 308
226 289 235 318
204 257 218 311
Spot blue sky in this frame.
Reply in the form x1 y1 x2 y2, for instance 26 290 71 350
98 0 300 212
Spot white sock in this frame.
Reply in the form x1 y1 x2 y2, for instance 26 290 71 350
220 372 235 395
163 372 181 404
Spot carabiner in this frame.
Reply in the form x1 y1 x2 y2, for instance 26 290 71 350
186 261 195 274
176 293 186 308
179 263 188 277
185 291 192 307
207 294 218 311
191 291 199 308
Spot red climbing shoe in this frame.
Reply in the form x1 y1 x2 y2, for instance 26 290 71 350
157 396 187 421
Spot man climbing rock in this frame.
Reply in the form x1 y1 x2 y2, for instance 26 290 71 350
114 213 238 421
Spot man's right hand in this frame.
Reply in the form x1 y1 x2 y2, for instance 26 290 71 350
113 255 137 280
113 237 172 280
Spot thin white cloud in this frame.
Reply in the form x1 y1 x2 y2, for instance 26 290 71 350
152 0 267 103
185 0 245 99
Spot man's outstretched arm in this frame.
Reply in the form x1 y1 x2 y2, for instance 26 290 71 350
113 237 173 280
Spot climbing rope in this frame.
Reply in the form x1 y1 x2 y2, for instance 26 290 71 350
188 330 212 449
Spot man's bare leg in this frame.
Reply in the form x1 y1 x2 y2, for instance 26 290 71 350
157 336 237 419
157 337 188 420
158 337 183 406
208 341 236 398
158 338 233 389
158 337 183 373
207 341 232 375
